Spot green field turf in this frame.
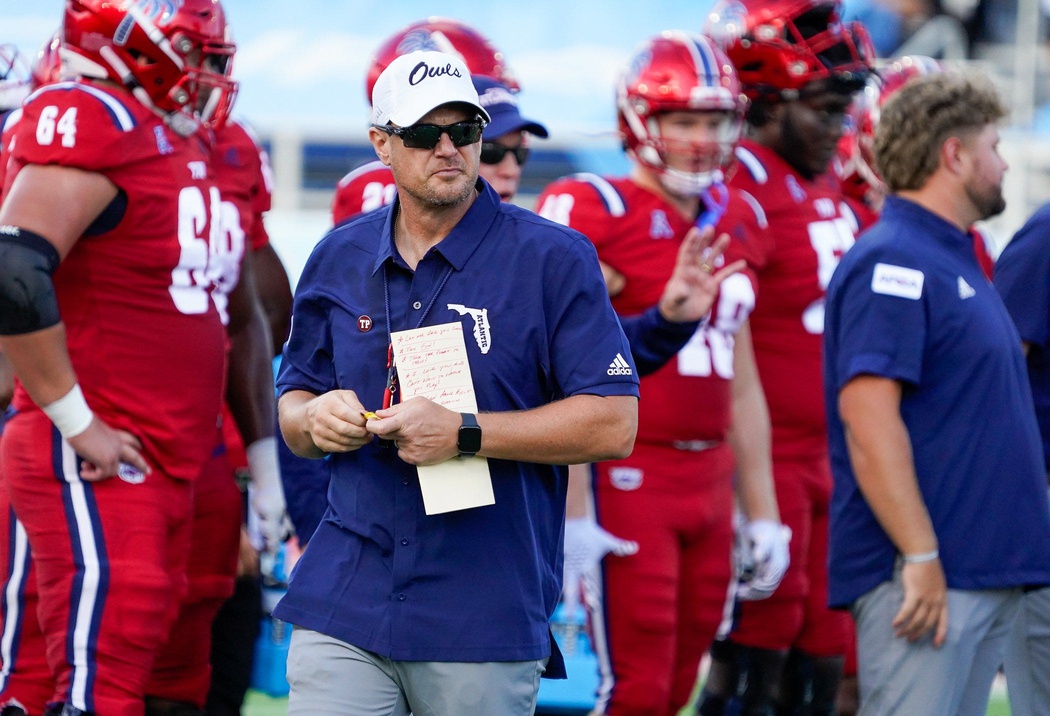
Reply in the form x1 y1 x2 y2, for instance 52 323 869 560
241 690 1015 715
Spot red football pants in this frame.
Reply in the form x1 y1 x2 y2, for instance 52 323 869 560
730 454 849 656
0 410 193 716
593 442 735 716
147 444 241 707
0 458 52 714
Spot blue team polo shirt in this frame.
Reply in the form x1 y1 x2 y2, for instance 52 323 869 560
274 179 639 671
824 196 1050 607
995 203 1050 468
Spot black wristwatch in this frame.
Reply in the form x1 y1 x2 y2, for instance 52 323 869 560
458 413 482 458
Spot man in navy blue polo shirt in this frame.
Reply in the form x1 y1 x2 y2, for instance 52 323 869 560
274 50 639 716
993 161 1050 715
823 72 1050 715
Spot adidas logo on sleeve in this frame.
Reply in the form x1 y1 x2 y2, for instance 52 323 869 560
607 353 634 376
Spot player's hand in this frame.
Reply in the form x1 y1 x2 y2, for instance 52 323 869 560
364 397 460 466
251 479 292 556
304 389 372 453
246 436 293 556
893 559 948 646
68 417 150 482
737 519 792 600
657 226 747 324
562 517 639 615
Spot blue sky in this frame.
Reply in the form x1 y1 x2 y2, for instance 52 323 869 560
3 0 718 140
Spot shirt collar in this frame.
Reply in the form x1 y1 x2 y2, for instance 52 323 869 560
371 178 499 275
882 195 972 252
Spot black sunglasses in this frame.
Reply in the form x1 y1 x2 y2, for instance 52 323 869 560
373 120 485 149
480 143 530 166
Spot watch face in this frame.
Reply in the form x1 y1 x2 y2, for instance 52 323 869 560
458 425 482 454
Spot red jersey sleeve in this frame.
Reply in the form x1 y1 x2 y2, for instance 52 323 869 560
13 82 158 174
535 174 621 265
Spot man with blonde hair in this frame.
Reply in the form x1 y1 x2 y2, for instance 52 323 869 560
823 72 1050 715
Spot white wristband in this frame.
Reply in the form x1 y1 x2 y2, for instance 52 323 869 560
42 384 94 439
246 436 281 491
902 549 939 564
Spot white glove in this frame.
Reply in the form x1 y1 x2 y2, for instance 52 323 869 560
562 517 638 616
737 519 791 601
246 437 293 556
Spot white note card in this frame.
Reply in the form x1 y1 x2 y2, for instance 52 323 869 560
390 322 494 515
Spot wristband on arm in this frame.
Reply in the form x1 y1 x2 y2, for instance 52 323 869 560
43 384 94 439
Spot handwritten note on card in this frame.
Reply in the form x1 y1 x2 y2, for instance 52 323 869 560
390 322 494 515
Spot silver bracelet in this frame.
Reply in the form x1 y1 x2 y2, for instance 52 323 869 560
902 549 939 564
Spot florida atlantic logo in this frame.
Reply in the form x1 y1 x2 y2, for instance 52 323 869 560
396 29 446 55
705 1 749 43
116 0 183 45
610 467 643 491
118 462 146 485
448 304 491 353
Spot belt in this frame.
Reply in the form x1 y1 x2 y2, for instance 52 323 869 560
670 439 721 452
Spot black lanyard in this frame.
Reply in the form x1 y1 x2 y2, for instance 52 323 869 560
380 260 454 409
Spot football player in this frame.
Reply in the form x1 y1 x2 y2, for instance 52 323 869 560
146 112 290 716
535 31 786 716
330 17 544 224
0 2 236 715
697 2 873 714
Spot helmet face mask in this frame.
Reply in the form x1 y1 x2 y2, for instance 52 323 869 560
706 0 872 103
62 0 237 134
0 44 31 113
617 31 745 196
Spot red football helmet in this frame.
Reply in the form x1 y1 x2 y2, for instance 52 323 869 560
705 0 872 101
838 55 943 201
62 0 237 133
31 32 63 91
618 30 746 196
0 44 30 113
365 17 519 105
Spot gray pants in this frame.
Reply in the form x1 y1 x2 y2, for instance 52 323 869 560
1003 586 1050 715
285 627 548 716
852 574 1021 716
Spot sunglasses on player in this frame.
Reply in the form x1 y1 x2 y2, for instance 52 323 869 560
373 119 486 149
480 143 530 166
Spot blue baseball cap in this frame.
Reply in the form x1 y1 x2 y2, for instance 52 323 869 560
473 76 549 141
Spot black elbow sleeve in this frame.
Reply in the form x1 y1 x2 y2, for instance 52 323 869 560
0 226 62 335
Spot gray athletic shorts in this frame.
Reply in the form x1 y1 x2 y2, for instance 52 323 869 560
285 627 549 716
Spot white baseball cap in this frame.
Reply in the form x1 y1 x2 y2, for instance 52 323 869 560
371 50 491 127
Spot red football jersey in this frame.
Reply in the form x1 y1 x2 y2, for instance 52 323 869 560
213 119 272 252
331 160 396 225
7 81 227 481
536 173 764 446
208 118 274 326
727 140 860 460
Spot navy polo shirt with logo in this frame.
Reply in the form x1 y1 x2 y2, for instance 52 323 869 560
994 202 1050 468
824 196 1050 607
274 179 639 671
